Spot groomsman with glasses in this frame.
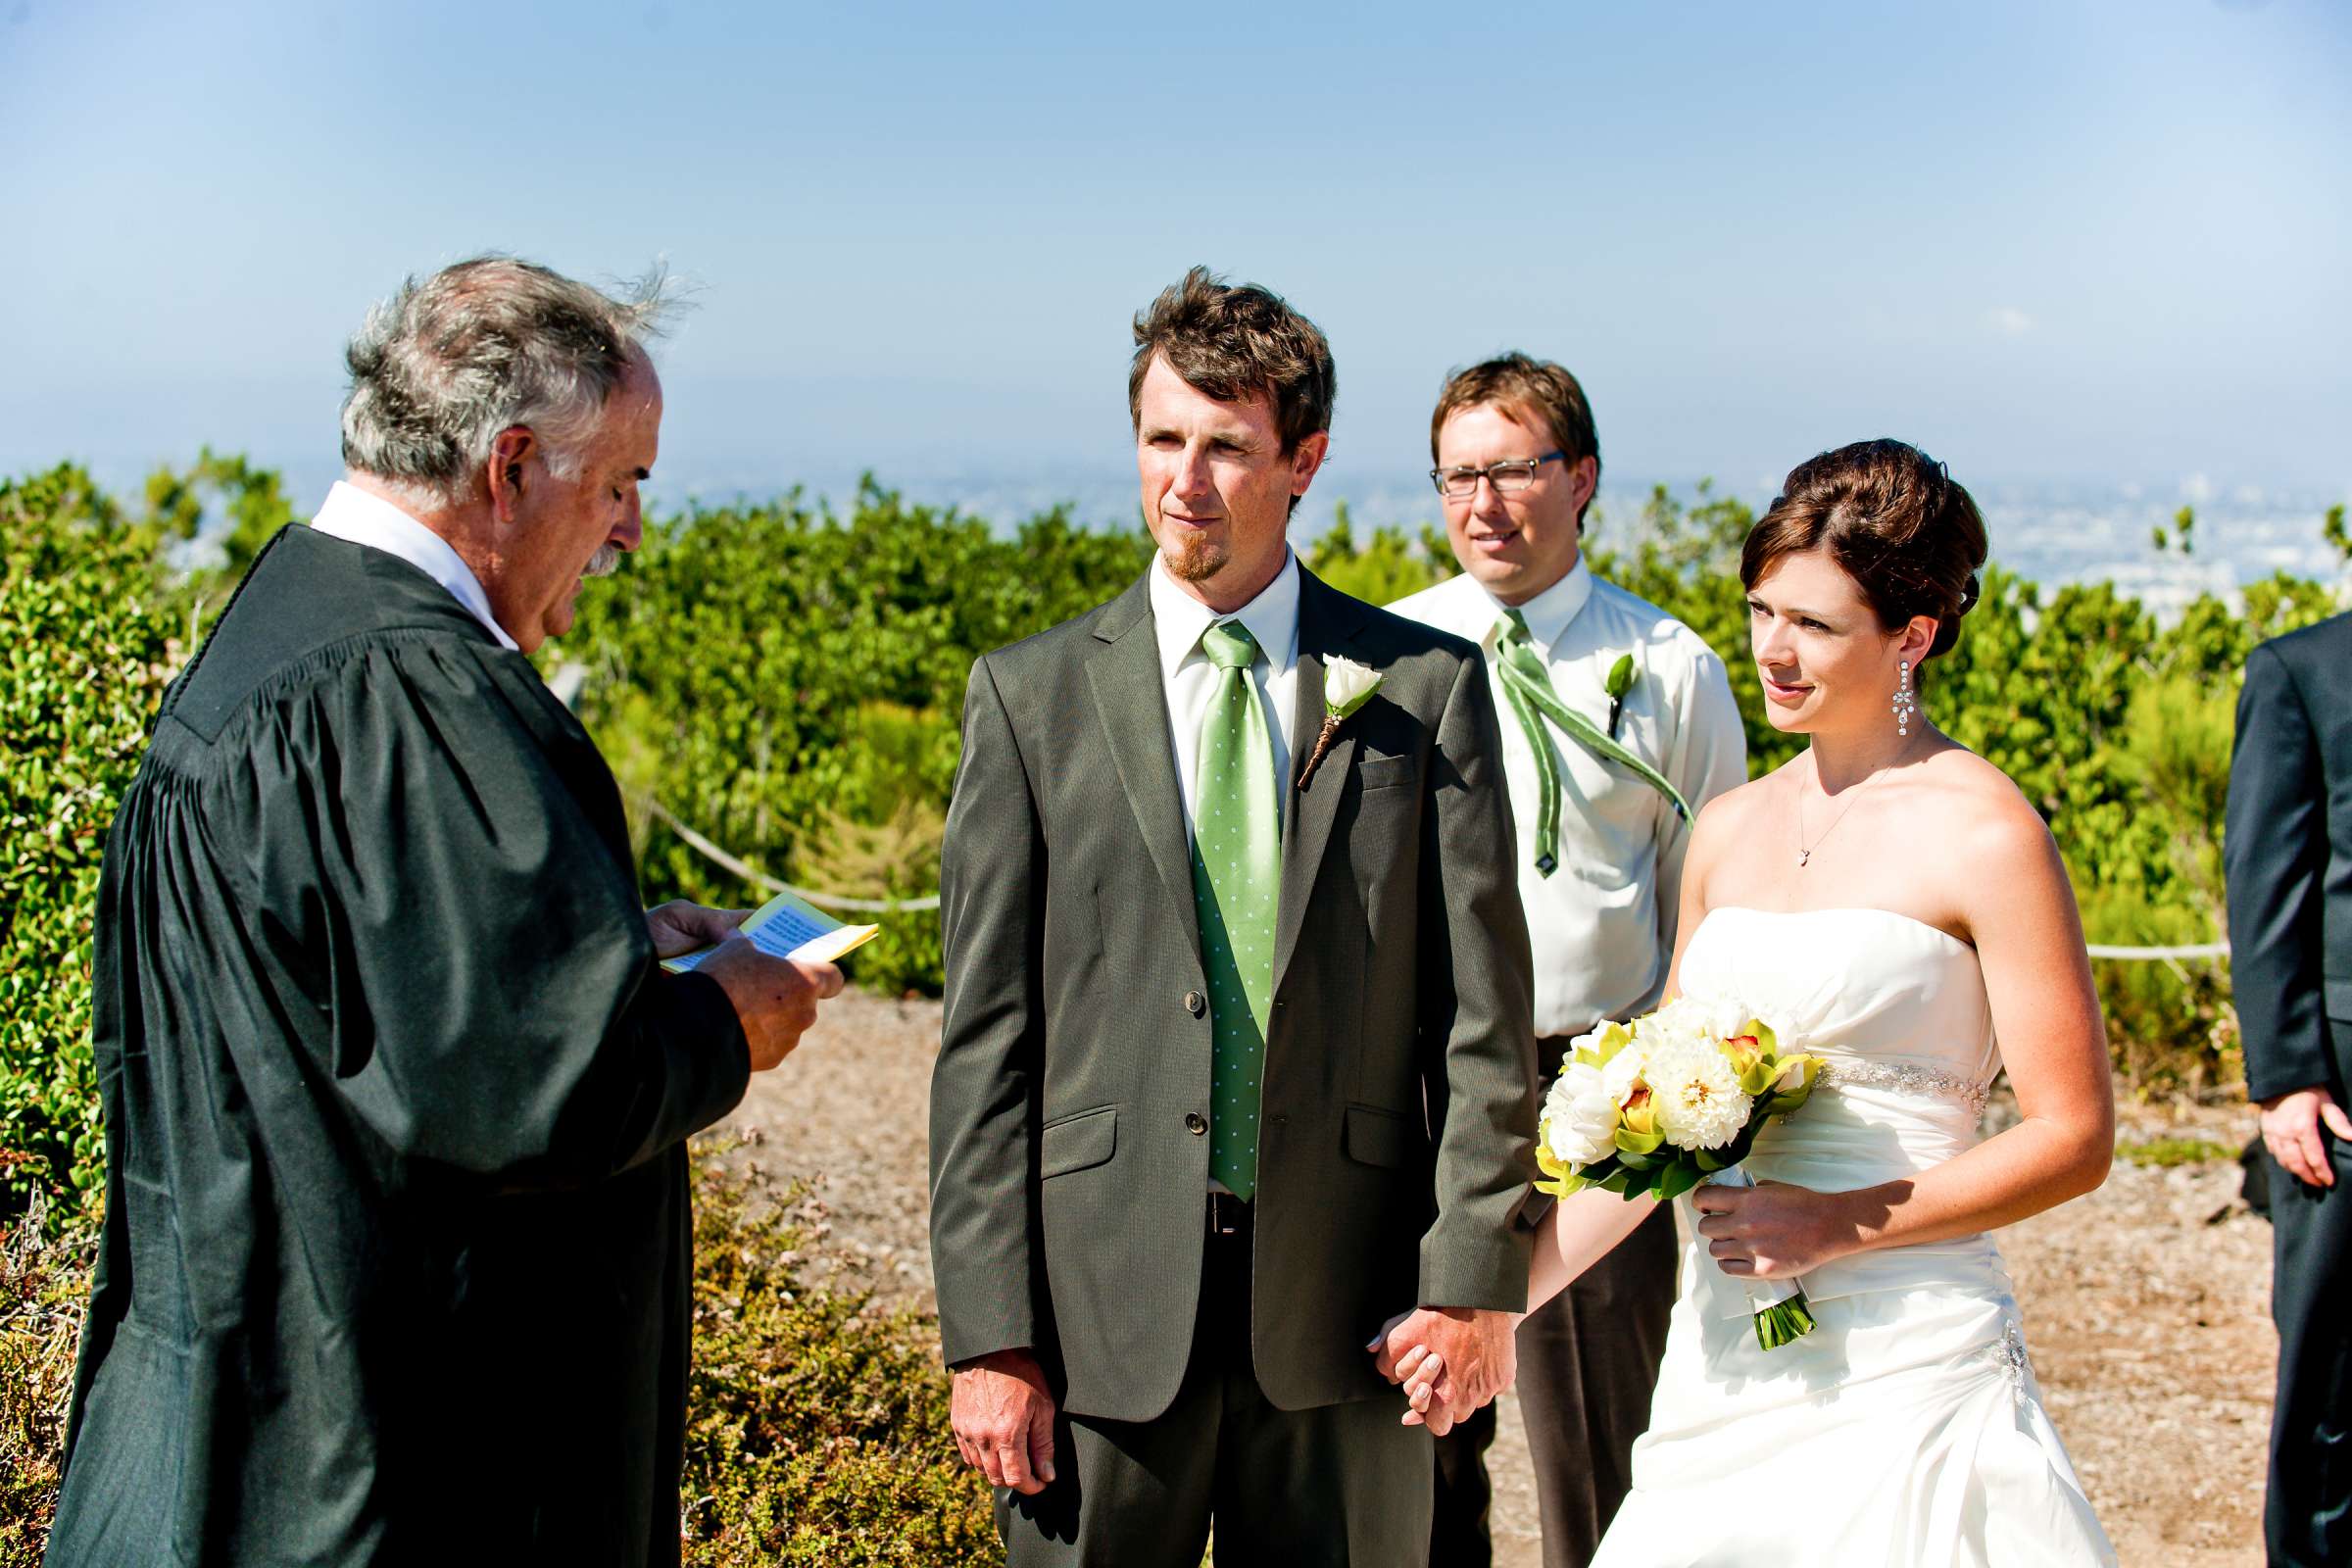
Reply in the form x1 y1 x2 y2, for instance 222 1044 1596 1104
1391 354 1746 1568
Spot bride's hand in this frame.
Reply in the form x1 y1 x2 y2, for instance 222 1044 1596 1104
1397 1347 1457 1437
1370 1310 1459 1434
1691 1180 1850 1278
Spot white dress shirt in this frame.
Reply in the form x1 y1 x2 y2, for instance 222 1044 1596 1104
1390 559 1746 1037
309 480 518 652
1149 549 1301 845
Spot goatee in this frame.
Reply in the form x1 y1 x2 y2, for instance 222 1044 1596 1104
1162 534 1227 584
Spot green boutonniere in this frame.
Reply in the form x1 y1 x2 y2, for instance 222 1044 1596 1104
1604 655 1638 738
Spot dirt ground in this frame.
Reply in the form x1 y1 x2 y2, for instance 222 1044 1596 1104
723 992 2275 1567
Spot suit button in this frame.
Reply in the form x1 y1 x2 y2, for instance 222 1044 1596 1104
1184 991 1205 1017
1185 1112 1207 1136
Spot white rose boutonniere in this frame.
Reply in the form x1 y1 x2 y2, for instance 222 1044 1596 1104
1296 656 1383 789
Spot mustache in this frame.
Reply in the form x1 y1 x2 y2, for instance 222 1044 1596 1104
584 544 621 578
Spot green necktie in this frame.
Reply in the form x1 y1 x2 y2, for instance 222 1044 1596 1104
1494 611 1692 879
1190 620 1280 1200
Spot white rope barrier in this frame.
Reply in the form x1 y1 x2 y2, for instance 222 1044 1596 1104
2084 942 2229 961
643 798 942 914
546 663 938 915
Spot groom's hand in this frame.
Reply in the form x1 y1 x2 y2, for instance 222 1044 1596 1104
1373 1306 1516 1417
951 1348 1057 1495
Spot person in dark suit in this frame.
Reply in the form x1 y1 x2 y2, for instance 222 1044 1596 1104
2226 609 2352 1568
928 267 1541 1565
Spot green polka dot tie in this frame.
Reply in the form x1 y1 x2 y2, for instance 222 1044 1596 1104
1191 620 1280 1200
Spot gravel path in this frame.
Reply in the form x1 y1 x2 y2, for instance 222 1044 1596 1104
723 992 2274 1566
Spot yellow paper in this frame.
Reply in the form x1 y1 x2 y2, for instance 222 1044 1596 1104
662 887 879 973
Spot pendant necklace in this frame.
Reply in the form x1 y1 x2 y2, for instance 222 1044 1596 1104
1794 756 1888 868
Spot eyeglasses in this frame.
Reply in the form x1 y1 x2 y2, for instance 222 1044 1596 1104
1429 450 1569 500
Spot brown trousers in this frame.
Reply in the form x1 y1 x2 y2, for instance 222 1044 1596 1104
1430 1033 1679 1568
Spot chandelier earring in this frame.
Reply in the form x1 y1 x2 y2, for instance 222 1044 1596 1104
1891 660 1918 737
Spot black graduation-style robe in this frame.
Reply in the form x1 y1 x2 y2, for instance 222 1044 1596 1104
46 524 750 1567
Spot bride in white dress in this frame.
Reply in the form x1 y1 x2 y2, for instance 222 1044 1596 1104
1397 440 2118 1565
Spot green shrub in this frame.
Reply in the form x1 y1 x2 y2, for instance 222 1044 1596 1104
684 1147 998 1562
0 466 183 1217
2116 1136 2236 1169
1303 505 1454 605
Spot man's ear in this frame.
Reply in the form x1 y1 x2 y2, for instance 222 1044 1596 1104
1291 430 1331 498
1567 456 1598 523
486 426 536 524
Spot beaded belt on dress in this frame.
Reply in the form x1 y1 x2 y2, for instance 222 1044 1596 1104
1816 1060 1990 1117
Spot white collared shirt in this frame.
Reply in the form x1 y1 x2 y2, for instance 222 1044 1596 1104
309 480 519 651
1390 558 1746 1037
1149 550 1301 846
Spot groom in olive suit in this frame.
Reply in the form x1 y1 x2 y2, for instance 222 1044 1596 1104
930 267 1541 1565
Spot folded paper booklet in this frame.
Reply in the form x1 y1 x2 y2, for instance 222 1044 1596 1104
662 887 880 973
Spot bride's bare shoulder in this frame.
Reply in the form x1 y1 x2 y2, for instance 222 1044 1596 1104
1915 744 2060 862
1690 764 1788 842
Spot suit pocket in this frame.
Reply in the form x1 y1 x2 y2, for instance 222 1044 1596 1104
1356 753 1415 792
2325 977 2351 1021
1040 1105 1118 1179
1343 1102 1416 1169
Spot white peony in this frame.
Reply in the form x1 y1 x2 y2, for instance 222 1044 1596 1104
1650 993 1746 1045
1543 1059 1622 1167
1642 1035 1754 1151
1600 1039 1647 1105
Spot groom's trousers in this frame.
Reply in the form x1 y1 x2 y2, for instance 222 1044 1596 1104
1431 1035 1677 1568
2266 1134 2352 1568
997 1201 1434 1567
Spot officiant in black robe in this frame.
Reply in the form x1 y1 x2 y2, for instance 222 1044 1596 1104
45 258 842 1567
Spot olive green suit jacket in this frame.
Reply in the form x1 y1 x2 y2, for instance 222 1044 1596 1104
929 564 1540 1423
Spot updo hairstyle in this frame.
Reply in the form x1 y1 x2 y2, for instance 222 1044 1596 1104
1739 439 1987 662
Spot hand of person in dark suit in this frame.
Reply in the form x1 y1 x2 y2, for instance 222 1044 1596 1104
951 1348 1058 1494
2261 1086 2352 1189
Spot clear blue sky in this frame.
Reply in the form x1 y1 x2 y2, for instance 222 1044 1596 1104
4 0 2346 518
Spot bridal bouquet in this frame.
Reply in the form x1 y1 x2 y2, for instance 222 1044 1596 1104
1536 996 1826 1348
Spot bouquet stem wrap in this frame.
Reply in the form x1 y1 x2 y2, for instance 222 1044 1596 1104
1703 1165 1816 1350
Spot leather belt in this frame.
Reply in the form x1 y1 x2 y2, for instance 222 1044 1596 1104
1207 1190 1251 1238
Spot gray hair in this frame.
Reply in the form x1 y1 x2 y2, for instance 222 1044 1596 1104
339 256 675 511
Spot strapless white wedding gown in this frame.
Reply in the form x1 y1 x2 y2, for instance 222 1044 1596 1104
1589 906 2117 1568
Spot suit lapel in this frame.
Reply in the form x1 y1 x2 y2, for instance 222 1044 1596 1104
1086 574 1203 968
1273 568 1367 998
